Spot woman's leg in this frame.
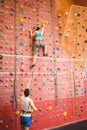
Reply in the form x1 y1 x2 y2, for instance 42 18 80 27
30 45 38 69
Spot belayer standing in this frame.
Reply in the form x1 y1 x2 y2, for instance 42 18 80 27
29 24 48 69
20 88 37 130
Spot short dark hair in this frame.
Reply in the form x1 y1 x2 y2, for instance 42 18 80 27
36 27 40 31
24 89 30 97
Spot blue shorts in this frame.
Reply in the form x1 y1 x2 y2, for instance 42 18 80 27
20 116 32 128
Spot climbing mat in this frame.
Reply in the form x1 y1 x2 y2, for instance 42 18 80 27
0 0 87 130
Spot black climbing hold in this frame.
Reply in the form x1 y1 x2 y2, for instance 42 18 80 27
84 40 87 43
0 55 3 59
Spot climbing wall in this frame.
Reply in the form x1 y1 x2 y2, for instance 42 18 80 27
0 0 87 130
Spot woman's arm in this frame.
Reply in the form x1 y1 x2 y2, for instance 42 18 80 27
29 29 37 38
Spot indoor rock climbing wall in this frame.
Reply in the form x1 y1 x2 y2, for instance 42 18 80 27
0 0 87 130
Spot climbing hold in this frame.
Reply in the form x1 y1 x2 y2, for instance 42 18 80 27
84 40 87 43
63 111 67 116
5 125 9 128
57 14 62 18
0 120 3 124
0 33 4 37
0 95 2 99
20 4 24 9
10 100 14 103
75 12 81 17
59 32 63 36
42 82 46 86
50 58 54 62
10 72 14 76
15 111 20 115
0 55 3 59
5 40 10 45
39 108 42 112
20 61 24 65
0 66 2 69
10 118 14 122
64 11 69 16
19 42 24 46
5 84 8 87
18 17 24 22
48 106 52 110
17 99 20 103
20 67 25 72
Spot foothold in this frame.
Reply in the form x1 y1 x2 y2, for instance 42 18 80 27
10 72 14 76
57 14 62 18
0 120 3 124
63 111 67 117
5 125 9 128
20 67 25 72
15 111 20 115
5 40 10 45
5 84 8 87
19 42 24 46
63 103 67 107
17 99 20 103
64 11 69 16
84 40 87 43
0 33 4 37
59 32 63 36
18 17 24 22
0 66 2 69
39 108 42 112
42 82 46 86
0 95 2 99
10 100 14 103
20 4 24 9
48 106 52 110
10 118 14 122
0 55 3 59
20 61 24 65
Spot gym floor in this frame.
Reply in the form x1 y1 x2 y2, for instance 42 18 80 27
50 120 87 130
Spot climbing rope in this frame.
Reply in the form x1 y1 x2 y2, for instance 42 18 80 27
73 10 79 115
13 0 18 110
50 0 59 106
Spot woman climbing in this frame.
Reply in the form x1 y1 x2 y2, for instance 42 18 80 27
29 23 48 69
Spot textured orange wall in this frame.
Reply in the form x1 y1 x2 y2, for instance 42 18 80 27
74 0 87 7
55 0 74 10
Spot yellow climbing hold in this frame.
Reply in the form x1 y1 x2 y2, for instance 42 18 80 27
25 43 29 46
48 106 52 110
41 20 48 24
17 99 20 103
63 111 67 116
15 111 20 115
18 17 24 22
20 4 24 9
